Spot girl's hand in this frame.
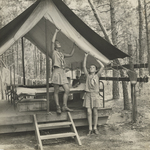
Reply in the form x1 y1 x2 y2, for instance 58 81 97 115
85 53 88 57
56 28 61 33
85 52 90 57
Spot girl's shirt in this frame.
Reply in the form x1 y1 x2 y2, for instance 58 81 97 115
85 74 99 93
52 50 65 68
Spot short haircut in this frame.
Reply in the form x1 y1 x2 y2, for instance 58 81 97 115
90 64 98 70
54 40 61 49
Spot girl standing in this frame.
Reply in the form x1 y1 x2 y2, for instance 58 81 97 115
83 53 104 135
51 28 76 114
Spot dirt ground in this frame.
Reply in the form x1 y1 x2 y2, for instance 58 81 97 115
0 85 150 150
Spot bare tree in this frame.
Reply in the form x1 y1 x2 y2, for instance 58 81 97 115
138 0 144 93
144 0 150 75
109 0 120 99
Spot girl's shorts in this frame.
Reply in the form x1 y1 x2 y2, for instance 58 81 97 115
51 67 68 85
83 92 102 109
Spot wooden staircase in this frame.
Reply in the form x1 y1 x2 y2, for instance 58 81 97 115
33 112 82 150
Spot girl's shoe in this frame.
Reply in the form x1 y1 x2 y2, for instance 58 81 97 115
62 105 73 112
56 105 61 114
93 129 99 135
87 130 93 136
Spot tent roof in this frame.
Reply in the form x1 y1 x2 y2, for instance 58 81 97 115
0 0 129 67
52 0 128 60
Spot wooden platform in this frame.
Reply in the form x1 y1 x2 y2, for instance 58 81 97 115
0 100 112 134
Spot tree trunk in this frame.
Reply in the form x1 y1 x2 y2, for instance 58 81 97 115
138 0 144 93
110 0 129 108
128 44 134 71
128 43 134 105
109 0 120 99
144 0 150 75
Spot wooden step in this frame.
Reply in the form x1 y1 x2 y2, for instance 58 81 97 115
40 132 76 140
38 121 72 129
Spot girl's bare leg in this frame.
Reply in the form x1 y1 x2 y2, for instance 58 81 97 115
87 108 92 131
62 83 70 106
54 84 60 106
54 84 61 113
93 107 98 129
93 107 99 134
62 83 73 111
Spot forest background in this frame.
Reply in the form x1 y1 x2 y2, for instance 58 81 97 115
0 0 150 107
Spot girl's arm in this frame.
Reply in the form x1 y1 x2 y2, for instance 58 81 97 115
51 29 60 53
83 53 89 76
63 43 76 58
97 59 104 77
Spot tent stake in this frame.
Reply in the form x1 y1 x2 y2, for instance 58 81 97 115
21 37 25 85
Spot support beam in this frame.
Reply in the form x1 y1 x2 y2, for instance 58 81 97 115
99 77 148 82
107 63 148 70
13 45 16 108
21 37 25 85
45 19 50 112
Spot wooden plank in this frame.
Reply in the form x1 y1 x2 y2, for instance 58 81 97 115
38 122 72 129
17 101 47 112
33 114 43 150
0 115 33 125
99 77 148 82
0 124 34 133
68 112 82 146
74 116 108 126
36 109 111 123
0 116 108 134
40 132 76 140
0 108 112 125
107 63 148 70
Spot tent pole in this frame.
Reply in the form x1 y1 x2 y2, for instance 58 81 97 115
12 45 15 86
21 37 25 85
45 19 50 112
10 66 12 103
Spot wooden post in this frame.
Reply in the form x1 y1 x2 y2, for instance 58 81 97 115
128 70 137 123
16 41 19 75
10 66 12 104
132 83 137 123
12 45 16 108
21 37 25 85
45 19 50 112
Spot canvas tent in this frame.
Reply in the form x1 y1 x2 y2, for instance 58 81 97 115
0 0 129 68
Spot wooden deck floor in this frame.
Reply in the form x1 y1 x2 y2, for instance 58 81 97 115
0 100 112 134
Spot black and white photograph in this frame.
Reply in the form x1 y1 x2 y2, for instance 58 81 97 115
0 0 150 150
